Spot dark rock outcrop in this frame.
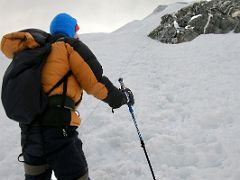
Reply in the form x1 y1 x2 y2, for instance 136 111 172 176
149 0 240 43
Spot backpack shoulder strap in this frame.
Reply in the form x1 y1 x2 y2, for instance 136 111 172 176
46 70 72 96
44 37 72 105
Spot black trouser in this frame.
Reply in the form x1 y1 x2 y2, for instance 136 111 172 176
21 125 89 180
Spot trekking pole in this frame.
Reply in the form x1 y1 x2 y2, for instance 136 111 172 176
118 78 156 180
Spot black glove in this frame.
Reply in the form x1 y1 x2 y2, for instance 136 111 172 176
121 88 135 106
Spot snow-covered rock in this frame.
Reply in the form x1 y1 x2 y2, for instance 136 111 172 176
149 0 240 43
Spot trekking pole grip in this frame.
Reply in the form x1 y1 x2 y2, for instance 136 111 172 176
118 78 126 90
118 78 131 107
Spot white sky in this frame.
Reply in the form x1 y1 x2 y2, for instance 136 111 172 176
0 0 194 36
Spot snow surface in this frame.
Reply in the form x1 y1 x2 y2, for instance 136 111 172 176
1 2 240 180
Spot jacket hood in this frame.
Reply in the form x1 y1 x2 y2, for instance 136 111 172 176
1 29 50 58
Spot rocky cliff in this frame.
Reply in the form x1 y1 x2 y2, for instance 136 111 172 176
149 0 240 43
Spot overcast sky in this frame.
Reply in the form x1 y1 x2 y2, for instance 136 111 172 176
0 0 194 36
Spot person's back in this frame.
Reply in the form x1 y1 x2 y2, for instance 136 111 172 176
1 13 134 180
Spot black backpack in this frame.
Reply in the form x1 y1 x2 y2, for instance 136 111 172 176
1 43 71 124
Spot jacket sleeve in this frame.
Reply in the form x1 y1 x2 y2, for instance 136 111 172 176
67 39 125 109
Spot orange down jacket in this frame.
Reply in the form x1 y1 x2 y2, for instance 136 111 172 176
1 29 125 126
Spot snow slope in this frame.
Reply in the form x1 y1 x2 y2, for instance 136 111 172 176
1 2 240 180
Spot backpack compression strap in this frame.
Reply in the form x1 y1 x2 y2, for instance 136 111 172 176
46 71 72 96
45 70 72 108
